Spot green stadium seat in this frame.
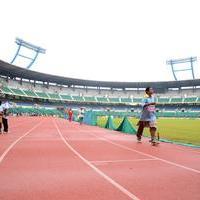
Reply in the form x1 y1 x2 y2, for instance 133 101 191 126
108 97 120 103
72 95 84 101
11 88 25 96
121 97 132 103
170 97 183 103
35 91 49 99
184 97 197 103
1 86 13 94
84 96 96 102
158 97 170 103
96 97 109 102
60 94 73 101
132 98 142 103
23 90 37 97
47 93 61 100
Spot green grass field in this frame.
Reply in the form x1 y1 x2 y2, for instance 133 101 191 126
97 117 200 146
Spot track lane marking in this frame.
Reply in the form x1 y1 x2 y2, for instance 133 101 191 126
90 158 157 164
0 120 43 164
54 119 141 200
90 133 200 174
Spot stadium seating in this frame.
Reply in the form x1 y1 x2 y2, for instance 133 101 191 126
108 97 120 103
11 88 25 96
196 97 200 102
121 97 132 103
170 97 183 103
84 96 96 102
60 94 73 101
184 97 197 103
23 90 37 97
1 85 200 108
2 86 13 94
96 97 109 103
132 98 142 103
47 93 61 100
35 91 49 99
157 97 170 103
72 95 84 102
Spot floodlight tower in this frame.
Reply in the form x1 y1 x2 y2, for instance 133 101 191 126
166 57 197 80
11 38 46 69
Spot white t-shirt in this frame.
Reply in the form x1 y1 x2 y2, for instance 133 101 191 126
0 105 3 113
78 110 85 118
1 104 9 119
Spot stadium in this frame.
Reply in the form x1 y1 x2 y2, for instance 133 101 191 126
1 59 200 115
0 57 200 199
0 1 200 200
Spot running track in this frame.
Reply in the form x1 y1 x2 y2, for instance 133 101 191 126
0 117 199 200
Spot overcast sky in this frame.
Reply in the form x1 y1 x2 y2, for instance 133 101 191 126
0 0 200 82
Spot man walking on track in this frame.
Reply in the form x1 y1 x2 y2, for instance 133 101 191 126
0 101 3 134
0 101 10 134
136 87 158 145
2 104 9 134
67 108 73 122
78 107 85 125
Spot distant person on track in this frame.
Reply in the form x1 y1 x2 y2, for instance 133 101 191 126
67 108 73 122
2 103 9 134
0 101 3 134
78 107 85 125
136 87 158 145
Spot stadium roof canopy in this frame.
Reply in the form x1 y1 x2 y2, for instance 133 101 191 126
0 59 200 90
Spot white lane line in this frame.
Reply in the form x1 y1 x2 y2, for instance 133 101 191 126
90 133 200 174
90 158 157 164
54 119 141 200
0 121 43 164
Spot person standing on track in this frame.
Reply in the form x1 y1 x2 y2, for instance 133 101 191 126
0 101 3 134
78 107 85 125
67 108 73 122
136 87 158 145
2 105 9 134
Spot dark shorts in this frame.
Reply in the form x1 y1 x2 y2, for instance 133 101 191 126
79 116 83 121
137 120 157 128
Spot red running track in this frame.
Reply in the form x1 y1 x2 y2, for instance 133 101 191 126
0 117 199 200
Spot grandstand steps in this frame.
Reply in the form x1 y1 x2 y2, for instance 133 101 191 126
58 94 63 101
20 89 27 96
35 91 49 99
45 93 51 99
60 94 73 101
47 92 61 100
2 86 13 95
23 89 38 98
10 88 26 97
94 96 98 102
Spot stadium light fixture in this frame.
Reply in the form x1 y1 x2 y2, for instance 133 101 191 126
11 38 46 69
166 57 197 81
